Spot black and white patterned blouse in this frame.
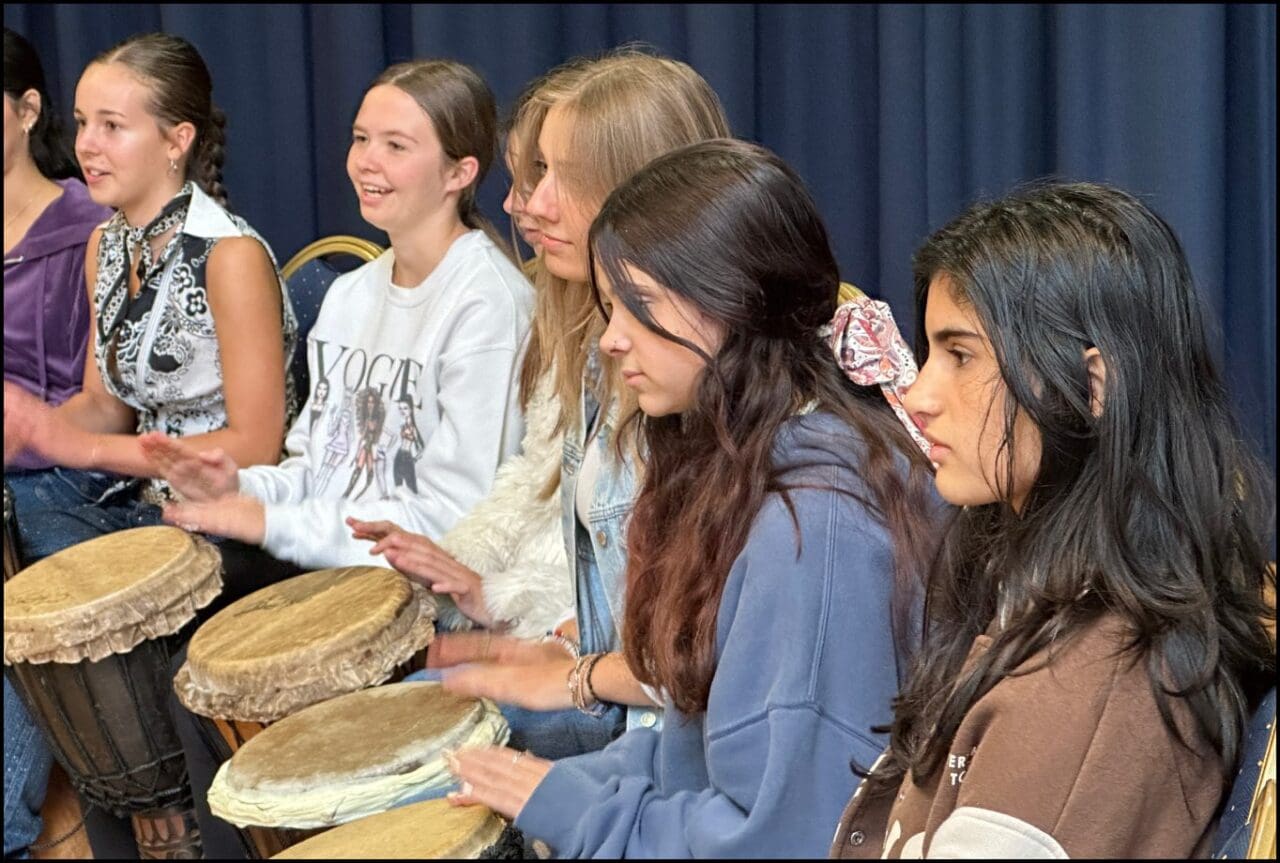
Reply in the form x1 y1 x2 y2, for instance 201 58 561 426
94 183 298 496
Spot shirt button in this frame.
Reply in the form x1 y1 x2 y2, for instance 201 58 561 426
848 830 865 847
639 711 656 727
596 530 608 547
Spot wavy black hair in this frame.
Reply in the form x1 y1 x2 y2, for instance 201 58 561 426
867 181 1275 797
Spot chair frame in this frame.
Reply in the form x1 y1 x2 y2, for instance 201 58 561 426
1245 700 1276 858
282 235 383 280
837 282 864 305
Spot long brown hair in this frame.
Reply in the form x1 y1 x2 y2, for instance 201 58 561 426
592 139 937 714
510 47 731 441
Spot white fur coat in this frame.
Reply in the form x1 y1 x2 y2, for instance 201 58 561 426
434 370 572 638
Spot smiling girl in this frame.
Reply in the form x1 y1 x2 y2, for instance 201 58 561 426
144 60 533 569
830 182 1275 858
346 51 733 762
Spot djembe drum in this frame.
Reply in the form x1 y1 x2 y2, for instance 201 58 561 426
173 566 436 855
3 526 223 858
272 798 506 859
208 681 507 856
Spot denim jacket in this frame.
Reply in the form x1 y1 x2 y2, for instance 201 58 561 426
559 367 660 732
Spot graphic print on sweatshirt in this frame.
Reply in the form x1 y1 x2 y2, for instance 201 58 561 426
308 337 426 501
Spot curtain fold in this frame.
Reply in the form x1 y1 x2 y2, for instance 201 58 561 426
6 2 1273 469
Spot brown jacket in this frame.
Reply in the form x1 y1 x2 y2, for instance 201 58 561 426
831 616 1224 858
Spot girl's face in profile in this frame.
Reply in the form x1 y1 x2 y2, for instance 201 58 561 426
904 273 1041 511
502 130 542 251
596 262 722 418
521 104 599 283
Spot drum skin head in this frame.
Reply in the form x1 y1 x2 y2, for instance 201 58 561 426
4 526 222 664
175 567 436 722
272 797 505 859
208 682 508 829
229 683 490 790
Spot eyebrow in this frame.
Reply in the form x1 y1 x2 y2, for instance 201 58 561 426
74 108 127 118
351 124 418 143
930 327 983 342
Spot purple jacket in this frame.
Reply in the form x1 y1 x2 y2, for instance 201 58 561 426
4 178 111 468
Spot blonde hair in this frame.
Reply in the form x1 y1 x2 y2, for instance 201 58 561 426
512 47 731 462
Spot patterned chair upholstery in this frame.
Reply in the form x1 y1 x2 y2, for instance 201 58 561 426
281 236 383 400
1214 686 1276 859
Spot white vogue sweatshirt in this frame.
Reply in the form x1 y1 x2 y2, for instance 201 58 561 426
238 230 533 569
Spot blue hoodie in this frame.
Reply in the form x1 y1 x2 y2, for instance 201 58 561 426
516 411 935 858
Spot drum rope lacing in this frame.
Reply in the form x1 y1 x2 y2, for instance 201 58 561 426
20 645 195 814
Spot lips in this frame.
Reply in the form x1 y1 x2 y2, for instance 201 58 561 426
83 168 110 185
357 183 392 205
621 370 644 386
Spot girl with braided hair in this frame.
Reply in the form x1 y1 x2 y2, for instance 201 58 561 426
2 32 298 564
1 31 299 857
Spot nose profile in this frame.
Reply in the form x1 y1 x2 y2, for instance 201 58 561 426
523 174 556 223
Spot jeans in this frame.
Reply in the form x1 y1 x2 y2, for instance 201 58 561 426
403 668 627 761
4 676 52 858
5 467 165 565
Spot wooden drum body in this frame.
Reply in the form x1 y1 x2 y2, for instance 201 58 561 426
3 526 223 858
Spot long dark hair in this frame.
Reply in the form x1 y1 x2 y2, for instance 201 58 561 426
4 27 80 180
95 33 229 207
868 181 1276 797
591 139 937 715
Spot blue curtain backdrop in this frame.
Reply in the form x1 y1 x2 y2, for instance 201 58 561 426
6 3 1276 472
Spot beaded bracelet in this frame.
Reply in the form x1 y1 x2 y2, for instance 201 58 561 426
540 631 580 660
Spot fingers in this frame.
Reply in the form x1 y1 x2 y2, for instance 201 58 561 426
141 435 236 501
439 665 499 700
162 502 213 534
140 432 184 476
161 497 265 545
346 517 399 542
429 632 501 668
440 661 569 711
445 747 551 821
381 547 456 588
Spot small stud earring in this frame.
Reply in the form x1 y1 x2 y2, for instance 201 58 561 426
168 158 178 176
23 124 32 136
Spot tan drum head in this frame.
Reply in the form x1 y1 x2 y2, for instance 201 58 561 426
175 567 435 722
272 798 505 859
208 682 508 829
3 526 222 664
